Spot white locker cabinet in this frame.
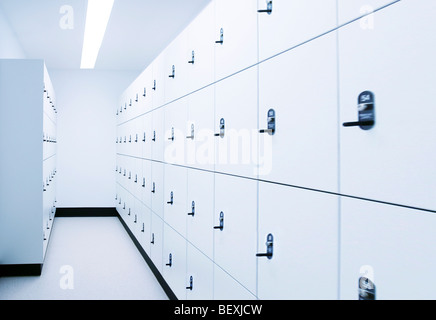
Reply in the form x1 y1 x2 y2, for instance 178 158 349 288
137 66 153 114
139 203 152 256
163 224 188 300
257 182 338 300
338 0 436 211
151 107 165 162
186 243 214 300
340 197 436 300
257 0 337 61
186 86 215 171
214 0 258 80
215 67 258 179
258 31 338 192
213 264 257 300
164 29 189 103
337 0 398 26
150 213 164 273
186 0 215 93
214 174 257 295
142 112 153 159
151 161 165 219
142 159 152 209
164 98 189 165
0 60 57 273
164 164 188 237
186 169 214 259
151 53 166 109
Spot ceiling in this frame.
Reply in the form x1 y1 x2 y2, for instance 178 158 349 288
0 0 212 71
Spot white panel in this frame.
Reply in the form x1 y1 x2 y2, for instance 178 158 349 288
340 197 436 300
258 0 337 61
136 66 153 114
214 174 257 295
215 0 258 80
142 112 152 159
138 202 152 255
151 161 164 219
186 1 215 92
338 0 398 25
186 169 214 259
163 224 187 300
339 1 436 211
152 53 166 108
186 243 214 300
150 213 164 274
164 164 188 237
215 67 258 179
258 182 338 300
258 31 338 192
151 107 165 162
213 264 257 300
164 99 189 166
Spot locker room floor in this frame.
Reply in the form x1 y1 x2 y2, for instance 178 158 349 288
0 217 168 300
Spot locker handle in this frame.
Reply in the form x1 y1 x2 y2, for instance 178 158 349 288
166 254 172 267
256 233 274 260
186 276 193 291
258 1 272 14
214 212 224 231
151 233 155 244
188 50 195 64
167 192 174 205
259 129 274 134
141 223 145 232
342 120 375 127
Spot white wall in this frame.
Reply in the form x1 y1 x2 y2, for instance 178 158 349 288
0 8 26 59
49 69 139 208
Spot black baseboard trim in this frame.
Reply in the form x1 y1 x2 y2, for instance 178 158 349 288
56 207 118 217
0 264 43 277
117 214 178 301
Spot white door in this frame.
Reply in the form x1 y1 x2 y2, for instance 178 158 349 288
164 98 188 166
258 0 337 61
258 31 338 193
338 0 398 26
186 1 215 93
151 53 166 109
186 169 214 259
151 161 164 219
215 67 258 179
151 107 165 162
213 264 257 300
339 1 436 211
186 243 214 300
150 212 164 274
214 174 257 295
340 197 436 300
258 182 339 300
214 0 258 80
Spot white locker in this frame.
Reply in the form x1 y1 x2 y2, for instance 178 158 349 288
142 112 152 159
214 0 258 80
215 67 258 179
186 169 214 259
214 174 257 295
163 224 188 300
257 0 337 61
186 243 214 300
213 264 257 300
186 86 215 171
150 213 164 274
340 197 436 300
339 0 436 211
164 98 189 166
139 203 152 256
164 29 189 103
141 159 152 209
151 161 165 219
136 66 153 114
186 1 215 93
151 53 166 109
257 182 338 300
338 0 398 26
258 31 338 192
164 164 188 237
151 108 165 162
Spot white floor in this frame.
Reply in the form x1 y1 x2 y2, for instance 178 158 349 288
0 217 169 300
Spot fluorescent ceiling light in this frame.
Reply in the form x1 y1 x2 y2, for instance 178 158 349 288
80 0 115 69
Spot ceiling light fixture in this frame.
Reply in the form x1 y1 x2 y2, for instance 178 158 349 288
80 0 115 69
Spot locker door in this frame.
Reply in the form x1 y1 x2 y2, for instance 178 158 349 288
164 30 188 103
258 182 338 300
214 0 258 80
340 197 436 300
132 117 142 159
339 1 436 211
187 86 215 172
213 264 257 300
151 53 166 109
138 202 152 255
150 213 164 273
186 1 215 93
151 161 164 219
258 31 338 192
137 67 153 114
338 0 398 25
215 67 258 179
142 112 152 159
258 0 337 61
164 99 188 166
163 224 187 300
133 158 143 202
151 107 165 162
142 159 152 209
186 169 214 259
214 174 257 295
186 243 214 300
164 164 188 238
